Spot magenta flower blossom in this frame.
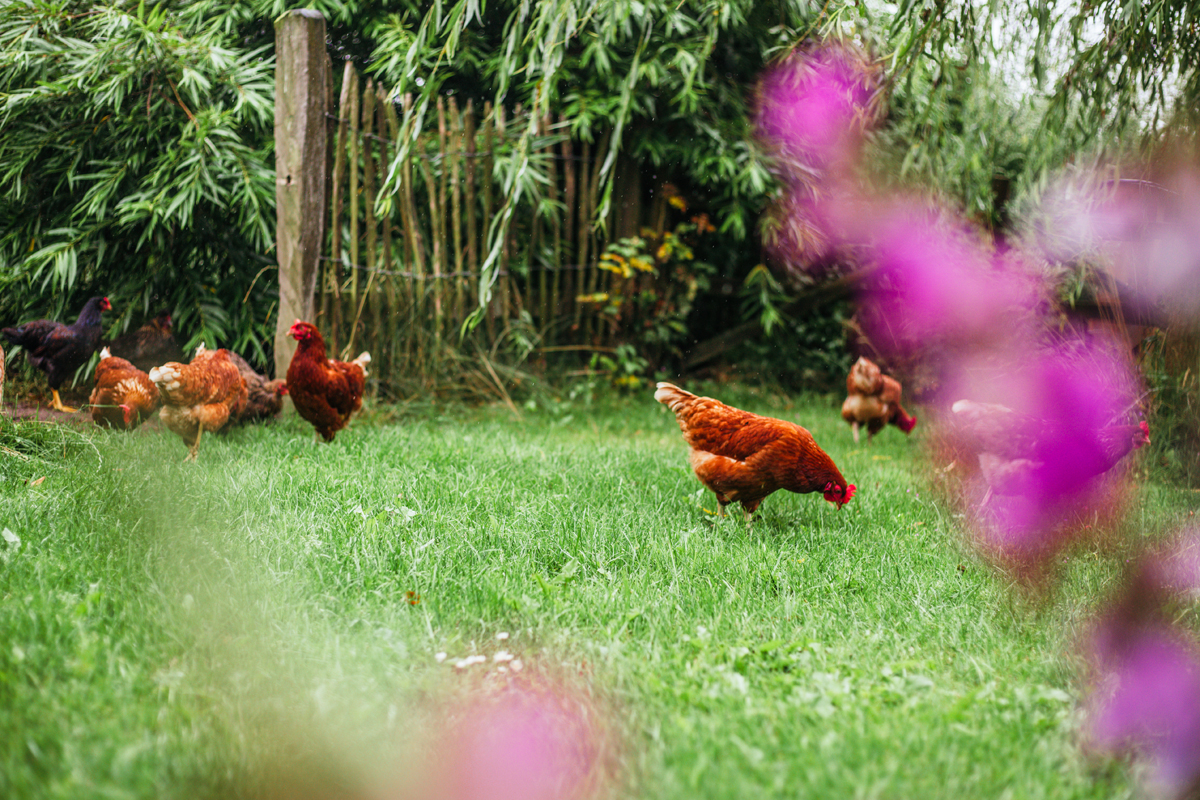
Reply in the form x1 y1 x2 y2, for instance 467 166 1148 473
434 671 611 800
859 209 1044 358
942 331 1146 571
1031 169 1200 317
1088 623 1200 797
760 188 843 281
755 45 877 172
1087 533 1200 800
754 43 878 283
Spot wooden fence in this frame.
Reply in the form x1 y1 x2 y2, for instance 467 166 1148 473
318 61 663 389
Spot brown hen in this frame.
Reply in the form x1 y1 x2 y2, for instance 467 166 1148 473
89 347 160 430
286 321 370 442
149 346 248 461
655 382 855 522
840 356 917 443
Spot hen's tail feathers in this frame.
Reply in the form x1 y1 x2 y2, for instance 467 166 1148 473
100 346 112 360
148 364 182 393
654 382 697 414
951 399 1012 416
351 351 371 376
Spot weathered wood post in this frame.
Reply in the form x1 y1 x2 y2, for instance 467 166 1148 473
274 9 330 381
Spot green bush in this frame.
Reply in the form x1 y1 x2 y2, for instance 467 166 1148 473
0 1 278 361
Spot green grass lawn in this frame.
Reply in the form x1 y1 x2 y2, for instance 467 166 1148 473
1 386 1194 799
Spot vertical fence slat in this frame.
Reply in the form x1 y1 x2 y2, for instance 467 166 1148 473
418 129 444 343
449 96 465 331
573 138 591 332
585 131 609 342
349 79 379 362
327 59 354 357
436 96 450 332
546 113 562 340
561 129 577 331
533 113 547 331
386 98 415 306
376 88 398 382
345 67 361 349
464 99 478 313
482 101 496 340
495 104 511 325
397 94 427 371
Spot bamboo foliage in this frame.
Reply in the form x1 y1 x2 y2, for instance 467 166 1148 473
322 63 628 391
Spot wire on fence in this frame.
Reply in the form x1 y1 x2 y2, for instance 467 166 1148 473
324 113 596 162
320 255 596 278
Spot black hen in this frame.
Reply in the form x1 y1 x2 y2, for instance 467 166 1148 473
2 296 111 412
107 311 183 372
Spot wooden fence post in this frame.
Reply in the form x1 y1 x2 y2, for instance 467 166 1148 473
274 9 330 380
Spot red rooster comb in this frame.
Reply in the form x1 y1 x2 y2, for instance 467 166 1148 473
1138 420 1150 446
844 484 857 504
900 415 918 434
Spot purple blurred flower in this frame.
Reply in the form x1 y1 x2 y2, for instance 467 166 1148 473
1088 620 1200 796
858 205 1045 359
754 43 879 284
1145 530 1200 598
755 44 877 172
943 333 1146 571
760 188 842 282
436 671 611 800
1030 168 1200 317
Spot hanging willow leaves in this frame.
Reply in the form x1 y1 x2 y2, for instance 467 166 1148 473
369 0 805 330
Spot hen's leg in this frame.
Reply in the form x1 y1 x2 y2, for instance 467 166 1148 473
851 421 860 443
741 498 762 525
50 390 78 414
978 486 993 509
185 427 202 462
716 498 728 518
